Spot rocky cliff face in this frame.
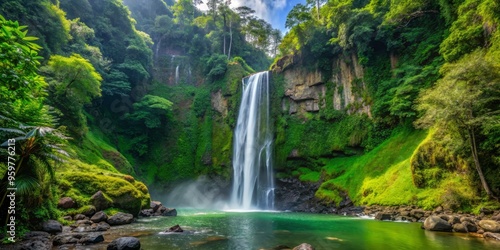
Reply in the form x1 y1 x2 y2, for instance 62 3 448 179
276 53 371 117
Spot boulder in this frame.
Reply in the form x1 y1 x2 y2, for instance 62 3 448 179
58 197 76 209
292 243 314 250
63 215 73 221
150 201 162 212
139 208 154 217
78 233 104 245
452 223 467 233
484 232 500 241
107 236 141 250
375 213 392 221
81 205 97 217
423 216 452 232
53 233 84 245
16 231 52 250
95 221 111 231
448 216 460 225
74 214 87 220
480 208 494 215
42 220 62 234
90 211 108 223
478 220 500 233
463 221 478 232
108 212 134 226
90 191 113 211
165 224 183 233
162 208 177 216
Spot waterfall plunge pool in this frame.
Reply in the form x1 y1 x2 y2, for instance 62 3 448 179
84 209 497 249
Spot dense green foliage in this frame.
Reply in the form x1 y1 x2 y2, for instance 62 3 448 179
275 0 500 209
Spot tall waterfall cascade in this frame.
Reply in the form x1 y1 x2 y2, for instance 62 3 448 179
230 71 274 210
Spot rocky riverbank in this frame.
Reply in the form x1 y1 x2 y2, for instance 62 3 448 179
275 177 500 242
3 200 175 250
362 205 500 240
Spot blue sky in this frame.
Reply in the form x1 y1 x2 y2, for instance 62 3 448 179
197 0 306 33
229 0 306 32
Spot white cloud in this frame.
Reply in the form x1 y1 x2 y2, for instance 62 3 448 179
230 0 288 23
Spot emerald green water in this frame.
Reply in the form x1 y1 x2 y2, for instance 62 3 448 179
107 209 497 250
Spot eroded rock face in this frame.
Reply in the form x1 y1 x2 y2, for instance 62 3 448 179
274 178 338 213
107 237 141 250
279 53 371 117
423 216 452 232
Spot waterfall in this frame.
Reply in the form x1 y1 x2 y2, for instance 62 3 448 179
175 65 180 84
230 71 274 210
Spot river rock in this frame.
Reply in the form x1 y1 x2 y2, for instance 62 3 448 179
42 220 62 234
162 208 177 216
53 233 84 245
150 201 162 212
375 212 392 221
139 208 154 217
423 216 452 231
81 205 97 217
91 191 113 211
452 223 467 233
63 215 73 221
90 211 108 223
14 231 52 250
292 243 314 250
165 224 183 232
478 220 500 233
58 197 76 209
108 212 134 225
95 221 111 231
107 236 141 250
74 214 87 220
480 208 494 215
484 232 500 241
78 233 104 245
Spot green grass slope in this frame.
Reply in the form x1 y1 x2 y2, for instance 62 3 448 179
315 127 480 211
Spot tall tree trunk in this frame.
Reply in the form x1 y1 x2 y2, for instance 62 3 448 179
468 128 498 201
227 17 232 59
223 12 227 55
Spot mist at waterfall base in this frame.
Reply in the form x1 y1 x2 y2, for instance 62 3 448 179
161 72 274 211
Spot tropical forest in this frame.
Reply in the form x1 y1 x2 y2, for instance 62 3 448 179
0 0 499 249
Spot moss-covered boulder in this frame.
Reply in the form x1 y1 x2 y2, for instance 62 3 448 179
60 172 150 216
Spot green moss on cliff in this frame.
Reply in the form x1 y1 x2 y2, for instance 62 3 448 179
319 127 478 210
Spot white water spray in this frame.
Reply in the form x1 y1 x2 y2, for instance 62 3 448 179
230 71 274 210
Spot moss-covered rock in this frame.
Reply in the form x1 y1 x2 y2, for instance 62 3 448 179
58 163 150 216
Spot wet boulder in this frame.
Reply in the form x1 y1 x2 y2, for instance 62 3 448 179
165 224 183 233
107 212 134 226
107 236 141 250
423 216 452 232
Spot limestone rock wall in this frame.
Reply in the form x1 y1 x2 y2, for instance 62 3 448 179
278 53 372 117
